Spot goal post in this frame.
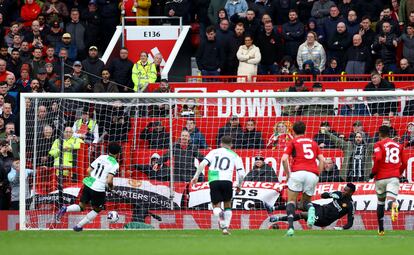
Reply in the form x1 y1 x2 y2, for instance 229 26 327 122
20 91 414 230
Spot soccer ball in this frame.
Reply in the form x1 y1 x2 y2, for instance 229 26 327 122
107 211 119 223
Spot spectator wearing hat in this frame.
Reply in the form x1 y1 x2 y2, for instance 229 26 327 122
55 33 78 61
242 119 264 149
319 157 343 182
244 156 278 182
72 106 99 144
49 73 83 92
107 47 134 92
15 65 32 93
139 121 170 149
34 68 49 91
313 121 340 149
134 153 170 181
401 122 414 147
93 68 119 93
71 61 90 92
216 115 244 149
324 129 373 181
302 83 335 116
81 1 101 50
45 20 63 47
65 8 86 59
82 45 104 86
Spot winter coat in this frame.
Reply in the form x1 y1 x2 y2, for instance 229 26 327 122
242 130 264 149
282 20 305 58
196 39 223 71
65 21 86 52
93 81 119 93
81 57 105 85
244 164 278 182
256 30 282 65
107 57 134 92
297 41 326 71
400 33 414 65
225 0 248 18
208 0 227 26
344 45 372 74
136 0 151 26
236 44 261 78
372 32 398 65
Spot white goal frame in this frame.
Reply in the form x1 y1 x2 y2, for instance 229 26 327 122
19 90 414 230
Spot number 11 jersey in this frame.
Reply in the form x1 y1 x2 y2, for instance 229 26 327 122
204 148 244 183
83 155 119 192
283 137 321 175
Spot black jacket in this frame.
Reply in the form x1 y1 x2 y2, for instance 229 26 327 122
242 130 264 149
372 32 398 65
256 29 283 65
196 39 223 71
327 31 352 67
217 124 244 148
282 20 305 58
107 58 134 92
139 126 170 149
81 57 105 85
344 45 372 73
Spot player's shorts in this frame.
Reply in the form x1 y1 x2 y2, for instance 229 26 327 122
80 185 106 209
288 171 319 196
209 180 233 204
375 177 400 199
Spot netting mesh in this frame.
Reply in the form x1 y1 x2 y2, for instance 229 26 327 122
21 93 414 230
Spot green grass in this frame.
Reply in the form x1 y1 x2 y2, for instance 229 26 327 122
1 230 413 255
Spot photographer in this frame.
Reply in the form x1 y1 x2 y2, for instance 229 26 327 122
139 121 170 149
0 123 19 159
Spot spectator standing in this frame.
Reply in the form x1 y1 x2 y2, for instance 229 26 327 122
230 9 260 37
65 8 86 59
372 21 398 72
82 1 101 49
326 22 352 69
7 159 34 210
236 35 261 81
82 45 105 87
150 79 173 117
107 47 134 92
196 26 223 76
376 6 400 36
134 0 151 26
323 5 346 43
225 0 248 18
46 21 63 48
0 162 9 210
297 32 326 72
356 0 382 22
96 0 119 52
373 118 399 142
41 0 69 24
131 51 157 92
272 0 297 25
244 155 278 182
282 9 305 61
29 47 46 77
313 121 340 149
345 34 372 74
348 121 372 142
256 21 282 75
345 9 359 36
223 22 245 75
20 1 41 32
55 33 78 62
184 118 209 149
311 0 335 25
70 61 89 92
165 0 190 24
297 0 315 23
339 97 370 116
72 106 99 144
401 122 414 146
208 0 227 27
37 125 55 167
6 49 22 79
358 16 376 49
400 23 414 66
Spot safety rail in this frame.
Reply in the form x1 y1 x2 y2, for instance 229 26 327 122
252 74 313 82
185 75 248 82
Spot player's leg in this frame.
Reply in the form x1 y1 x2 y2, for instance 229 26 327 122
221 181 234 235
56 186 89 221
209 181 225 230
375 180 386 235
270 213 302 222
286 172 302 236
301 172 319 228
73 189 105 231
385 178 399 222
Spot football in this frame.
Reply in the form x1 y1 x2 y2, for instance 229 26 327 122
107 211 119 223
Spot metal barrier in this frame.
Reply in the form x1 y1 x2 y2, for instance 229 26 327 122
316 74 371 81
185 75 248 83
252 74 313 82
383 74 414 82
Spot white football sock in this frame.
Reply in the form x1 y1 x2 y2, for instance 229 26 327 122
66 204 81 212
77 210 98 228
224 209 232 228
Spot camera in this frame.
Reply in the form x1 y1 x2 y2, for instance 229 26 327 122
10 130 14 135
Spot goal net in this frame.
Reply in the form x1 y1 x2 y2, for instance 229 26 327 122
20 91 414 230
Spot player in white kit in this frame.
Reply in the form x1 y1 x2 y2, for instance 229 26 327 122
190 136 246 235
56 142 122 231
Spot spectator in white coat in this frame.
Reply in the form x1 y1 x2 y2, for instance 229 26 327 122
236 35 261 81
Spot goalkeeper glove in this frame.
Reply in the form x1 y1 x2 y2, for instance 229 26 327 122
330 192 340 200
369 173 376 179
334 227 343 230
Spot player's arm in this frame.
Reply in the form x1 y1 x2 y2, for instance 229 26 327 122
190 159 209 186
399 146 407 175
281 153 290 180
342 202 354 230
321 191 342 200
235 156 246 190
106 173 114 191
317 153 325 173
370 144 382 178
87 166 93 176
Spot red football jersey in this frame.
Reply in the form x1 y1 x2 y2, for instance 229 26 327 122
283 136 321 175
372 138 404 180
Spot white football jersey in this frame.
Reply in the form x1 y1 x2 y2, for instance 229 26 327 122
83 155 119 192
204 148 244 182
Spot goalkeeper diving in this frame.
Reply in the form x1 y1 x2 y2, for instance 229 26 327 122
265 183 356 230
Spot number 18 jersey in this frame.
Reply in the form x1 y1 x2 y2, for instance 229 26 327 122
204 148 244 183
83 155 119 192
372 138 404 180
283 137 321 175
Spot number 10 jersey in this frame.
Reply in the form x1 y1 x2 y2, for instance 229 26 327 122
203 148 245 183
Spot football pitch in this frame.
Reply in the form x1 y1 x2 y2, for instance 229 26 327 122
0 230 413 255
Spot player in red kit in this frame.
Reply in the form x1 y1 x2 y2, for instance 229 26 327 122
370 125 407 235
281 121 325 236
